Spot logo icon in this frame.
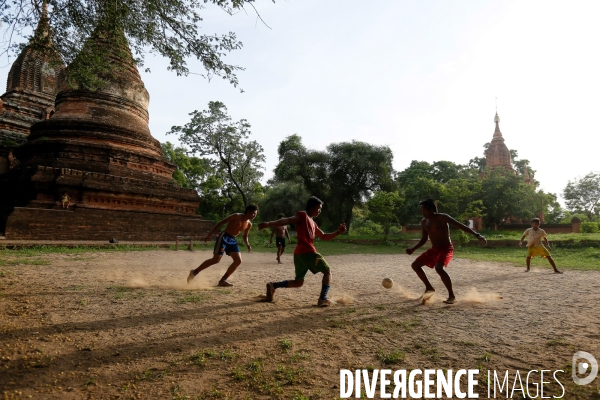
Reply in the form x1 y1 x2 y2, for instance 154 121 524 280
572 351 598 385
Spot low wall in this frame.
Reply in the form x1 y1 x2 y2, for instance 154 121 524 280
402 219 581 234
3 207 213 241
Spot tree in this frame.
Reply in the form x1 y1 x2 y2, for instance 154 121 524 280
169 101 265 207
367 191 402 240
479 168 539 228
271 134 329 199
271 136 395 231
161 142 214 190
259 182 309 223
563 172 600 221
325 141 395 231
438 178 484 223
1 0 270 89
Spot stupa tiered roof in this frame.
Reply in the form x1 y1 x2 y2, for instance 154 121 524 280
0 19 210 240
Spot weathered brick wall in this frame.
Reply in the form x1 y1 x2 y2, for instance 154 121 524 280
4 207 213 241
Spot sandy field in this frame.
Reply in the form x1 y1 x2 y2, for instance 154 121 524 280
1 249 599 399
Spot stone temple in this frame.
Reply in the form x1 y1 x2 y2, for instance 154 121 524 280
0 16 211 240
485 112 534 185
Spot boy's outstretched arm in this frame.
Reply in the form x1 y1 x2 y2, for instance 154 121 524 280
204 214 235 242
243 223 252 252
315 223 347 241
258 215 300 230
519 232 527 247
443 214 487 244
406 222 428 255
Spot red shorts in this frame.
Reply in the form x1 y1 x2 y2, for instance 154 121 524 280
415 245 454 268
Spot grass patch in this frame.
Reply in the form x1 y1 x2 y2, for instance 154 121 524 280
400 317 420 332
176 291 207 304
452 246 600 271
377 348 405 365
456 340 478 347
546 338 567 347
279 338 293 352
0 258 51 266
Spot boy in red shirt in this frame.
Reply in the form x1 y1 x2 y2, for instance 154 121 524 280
258 196 346 306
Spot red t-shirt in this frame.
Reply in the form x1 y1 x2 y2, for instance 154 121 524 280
294 211 317 255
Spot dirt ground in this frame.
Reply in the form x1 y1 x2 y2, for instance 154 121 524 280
1 249 599 399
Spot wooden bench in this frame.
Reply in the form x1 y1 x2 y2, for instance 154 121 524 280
176 236 194 251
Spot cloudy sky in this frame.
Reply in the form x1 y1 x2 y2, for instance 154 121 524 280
2 0 599 202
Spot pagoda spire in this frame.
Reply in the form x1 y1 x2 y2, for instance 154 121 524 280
493 112 502 138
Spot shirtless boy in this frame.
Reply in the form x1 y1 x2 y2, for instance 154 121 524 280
406 199 487 304
519 218 562 274
187 205 258 286
258 196 346 307
270 214 292 264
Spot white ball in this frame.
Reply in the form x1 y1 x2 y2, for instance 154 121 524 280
382 278 393 289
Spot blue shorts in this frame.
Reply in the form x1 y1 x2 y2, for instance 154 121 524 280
214 232 240 256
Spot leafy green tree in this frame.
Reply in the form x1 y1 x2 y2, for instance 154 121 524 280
479 168 540 228
563 172 600 221
325 141 395 231
259 182 309 223
438 178 484 223
169 101 265 207
367 191 402 240
272 136 394 231
395 160 468 224
161 142 214 189
271 134 329 199
1 0 267 89
396 176 443 225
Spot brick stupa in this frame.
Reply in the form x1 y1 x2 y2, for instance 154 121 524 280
0 22 211 240
0 7 64 174
485 112 514 171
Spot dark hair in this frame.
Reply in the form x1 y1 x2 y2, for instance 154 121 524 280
245 204 259 213
277 214 284 219
419 199 438 213
531 218 540 223
306 196 324 212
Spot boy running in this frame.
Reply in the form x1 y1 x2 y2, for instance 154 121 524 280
406 199 487 304
258 196 346 307
187 205 258 287
270 214 292 264
519 218 562 274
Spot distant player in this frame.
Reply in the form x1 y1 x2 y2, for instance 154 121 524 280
270 214 292 264
406 199 487 304
187 205 258 287
258 196 346 307
519 218 562 274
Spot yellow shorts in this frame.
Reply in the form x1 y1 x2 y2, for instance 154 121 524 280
527 246 550 258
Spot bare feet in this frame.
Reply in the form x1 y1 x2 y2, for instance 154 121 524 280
187 270 196 284
554 269 563 274
317 299 332 307
525 268 530 272
218 280 233 287
420 289 435 304
443 296 456 304
266 282 275 302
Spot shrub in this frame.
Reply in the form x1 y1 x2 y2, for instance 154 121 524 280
457 231 470 247
581 222 600 233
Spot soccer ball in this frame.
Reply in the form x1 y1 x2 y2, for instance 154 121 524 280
382 278 393 289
